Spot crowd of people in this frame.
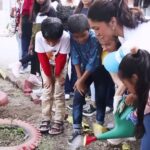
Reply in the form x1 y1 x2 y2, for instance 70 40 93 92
9 0 150 149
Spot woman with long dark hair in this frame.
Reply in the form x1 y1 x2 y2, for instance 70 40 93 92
88 0 150 148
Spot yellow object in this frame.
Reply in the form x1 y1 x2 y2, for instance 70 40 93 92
67 115 73 124
67 115 90 132
92 123 108 137
0 69 7 79
101 50 108 64
122 142 130 150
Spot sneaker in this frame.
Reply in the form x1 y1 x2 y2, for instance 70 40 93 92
105 106 113 114
68 131 82 145
32 88 43 97
19 67 30 74
67 103 89 110
67 104 73 110
65 94 70 100
83 104 96 117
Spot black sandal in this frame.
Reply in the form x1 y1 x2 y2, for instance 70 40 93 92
39 120 50 133
48 121 64 135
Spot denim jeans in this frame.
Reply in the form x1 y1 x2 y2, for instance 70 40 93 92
73 66 114 129
21 15 32 69
141 113 150 150
20 52 40 75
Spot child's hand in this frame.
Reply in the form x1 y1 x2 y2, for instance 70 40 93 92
74 79 86 96
28 43 33 55
125 93 137 106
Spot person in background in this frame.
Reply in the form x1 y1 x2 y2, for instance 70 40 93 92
11 0 57 90
74 0 93 15
20 0 33 72
35 17 70 135
10 0 23 60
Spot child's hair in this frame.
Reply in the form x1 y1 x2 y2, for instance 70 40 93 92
68 14 90 33
41 17 63 40
88 0 148 29
119 49 150 139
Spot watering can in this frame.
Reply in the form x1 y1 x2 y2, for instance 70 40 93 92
84 97 136 146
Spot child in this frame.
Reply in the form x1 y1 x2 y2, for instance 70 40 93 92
35 17 70 135
67 14 114 143
11 0 57 78
118 48 150 150
101 37 121 113
74 0 93 15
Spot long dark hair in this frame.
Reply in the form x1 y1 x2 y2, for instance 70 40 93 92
119 49 150 139
31 0 51 22
88 0 148 28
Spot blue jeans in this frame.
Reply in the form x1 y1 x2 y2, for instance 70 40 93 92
21 15 32 69
141 113 150 150
73 66 114 129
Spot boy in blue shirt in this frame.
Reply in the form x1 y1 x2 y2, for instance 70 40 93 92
68 14 114 143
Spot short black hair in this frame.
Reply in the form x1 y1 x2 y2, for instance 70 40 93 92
41 17 63 40
68 14 90 33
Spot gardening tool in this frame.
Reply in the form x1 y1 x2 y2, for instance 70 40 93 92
83 97 136 146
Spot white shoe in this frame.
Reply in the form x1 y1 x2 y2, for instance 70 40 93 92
19 67 30 74
105 106 113 113
65 94 70 100
11 62 21 78
32 88 43 97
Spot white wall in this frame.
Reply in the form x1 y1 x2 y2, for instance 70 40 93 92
0 0 11 29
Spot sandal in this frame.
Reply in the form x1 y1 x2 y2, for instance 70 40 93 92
48 121 64 135
39 120 50 133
